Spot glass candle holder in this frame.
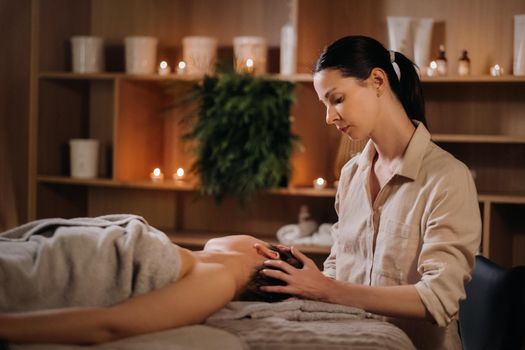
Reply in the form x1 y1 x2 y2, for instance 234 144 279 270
233 36 267 75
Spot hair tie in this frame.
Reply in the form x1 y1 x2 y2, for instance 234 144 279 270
389 50 401 81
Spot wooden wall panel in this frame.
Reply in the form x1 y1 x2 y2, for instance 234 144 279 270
115 80 164 181
0 0 32 226
88 187 176 229
89 81 114 178
38 0 91 71
180 192 336 238
290 83 341 186
297 0 525 75
37 80 89 176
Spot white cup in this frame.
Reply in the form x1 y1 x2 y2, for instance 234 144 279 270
69 139 99 179
514 15 525 76
182 36 218 76
124 36 158 75
233 36 267 75
71 36 104 73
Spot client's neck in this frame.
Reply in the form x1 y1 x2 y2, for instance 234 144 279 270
194 250 260 295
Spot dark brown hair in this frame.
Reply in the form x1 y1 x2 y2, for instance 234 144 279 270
237 245 303 302
314 35 427 128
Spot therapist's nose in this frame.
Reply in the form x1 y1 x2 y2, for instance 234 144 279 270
325 105 338 125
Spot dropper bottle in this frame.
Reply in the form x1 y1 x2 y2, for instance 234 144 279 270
436 45 448 76
458 49 470 76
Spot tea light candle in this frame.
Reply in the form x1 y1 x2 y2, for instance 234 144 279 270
173 167 186 182
158 61 171 75
176 61 186 75
244 58 255 74
150 167 164 182
313 177 327 190
490 64 504 77
426 61 438 77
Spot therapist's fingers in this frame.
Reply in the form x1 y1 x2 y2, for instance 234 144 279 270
259 284 302 296
253 243 280 259
263 259 295 274
260 268 292 283
290 246 314 266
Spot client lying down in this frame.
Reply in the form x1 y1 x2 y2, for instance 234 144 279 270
0 214 299 345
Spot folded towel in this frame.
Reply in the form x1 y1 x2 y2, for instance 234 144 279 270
205 300 415 350
0 215 181 312
277 223 334 246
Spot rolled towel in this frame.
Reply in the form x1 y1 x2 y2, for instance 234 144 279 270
276 224 301 245
276 223 334 247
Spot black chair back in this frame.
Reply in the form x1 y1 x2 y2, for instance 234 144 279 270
459 255 525 350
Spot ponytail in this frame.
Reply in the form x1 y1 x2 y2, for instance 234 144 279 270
390 51 427 127
314 36 427 128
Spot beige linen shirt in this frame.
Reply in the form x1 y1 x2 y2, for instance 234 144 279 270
323 122 481 349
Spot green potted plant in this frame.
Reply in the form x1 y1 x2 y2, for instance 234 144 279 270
174 73 298 204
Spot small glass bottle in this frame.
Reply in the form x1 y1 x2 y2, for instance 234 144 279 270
458 50 470 76
436 45 448 76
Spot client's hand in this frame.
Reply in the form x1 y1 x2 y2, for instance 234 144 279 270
259 246 333 301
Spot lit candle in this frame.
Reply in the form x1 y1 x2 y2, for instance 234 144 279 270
313 177 327 190
176 61 186 75
490 64 504 77
172 167 186 182
158 61 171 75
244 58 255 74
426 61 438 77
150 167 164 182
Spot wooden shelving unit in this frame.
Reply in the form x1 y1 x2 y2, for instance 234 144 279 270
29 0 525 267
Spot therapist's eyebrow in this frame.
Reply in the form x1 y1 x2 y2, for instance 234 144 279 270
323 87 336 100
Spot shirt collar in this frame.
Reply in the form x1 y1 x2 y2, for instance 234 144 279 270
357 120 431 181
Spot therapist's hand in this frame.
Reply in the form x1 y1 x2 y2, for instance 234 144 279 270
259 246 333 301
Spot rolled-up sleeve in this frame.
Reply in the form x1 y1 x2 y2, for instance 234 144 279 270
323 183 342 279
415 164 481 327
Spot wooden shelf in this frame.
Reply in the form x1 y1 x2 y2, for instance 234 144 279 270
478 193 525 204
37 176 525 204
165 230 332 255
36 176 337 197
432 134 525 144
420 75 525 83
37 175 196 191
39 71 202 82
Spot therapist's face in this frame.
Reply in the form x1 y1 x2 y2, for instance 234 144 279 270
313 68 380 141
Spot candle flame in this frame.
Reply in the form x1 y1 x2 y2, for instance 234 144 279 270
176 167 185 177
315 177 326 186
494 64 500 70
160 61 168 69
430 61 437 69
153 168 161 176
178 61 186 69
246 58 254 68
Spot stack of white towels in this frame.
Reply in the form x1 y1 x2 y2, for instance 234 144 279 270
276 206 334 246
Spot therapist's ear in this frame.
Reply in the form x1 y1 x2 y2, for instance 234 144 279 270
254 243 280 259
370 68 388 94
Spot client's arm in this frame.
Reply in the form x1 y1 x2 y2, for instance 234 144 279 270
0 262 236 345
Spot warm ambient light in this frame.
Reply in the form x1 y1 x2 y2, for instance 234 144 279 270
177 61 187 75
243 58 255 74
490 64 503 77
150 167 164 182
158 61 170 75
426 61 438 77
313 177 327 190
173 167 186 182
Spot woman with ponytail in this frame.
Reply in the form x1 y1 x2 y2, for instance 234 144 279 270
257 36 481 349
